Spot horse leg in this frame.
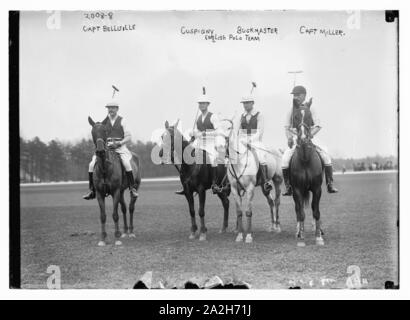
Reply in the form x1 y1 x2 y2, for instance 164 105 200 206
128 192 137 238
198 188 207 241
293 189 306 247
312 187 324 245
231 185 244 242
272 174 282 233
185 191 198 239
262 186 275 233
244 184 255 243
120 191 128 238
96 192 107 246
112 190 122 245
217 192 230 233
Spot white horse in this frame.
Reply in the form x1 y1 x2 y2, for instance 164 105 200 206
225 120 283 243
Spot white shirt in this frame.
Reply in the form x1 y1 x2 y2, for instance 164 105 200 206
193 111 221 137
236 109 264 142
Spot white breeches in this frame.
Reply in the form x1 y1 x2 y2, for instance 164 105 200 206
281 144 332 168
89 145 133 172
192 135 226 167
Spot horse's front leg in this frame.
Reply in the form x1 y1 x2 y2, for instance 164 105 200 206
312 187 324 245
272 174 282 233
244 182 256 243
185 191 198 239
293 189 306 247
112 190 122 245
198 188 207 241
96 192 107 246
231 184 244 242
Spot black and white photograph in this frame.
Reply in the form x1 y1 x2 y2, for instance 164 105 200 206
11 9 400 291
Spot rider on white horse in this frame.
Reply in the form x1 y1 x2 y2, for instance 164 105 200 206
83 101 139 200
282 85 338 195
236 95 273 193
175 92 226 194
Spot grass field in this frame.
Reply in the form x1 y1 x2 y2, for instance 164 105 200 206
20 172 399 289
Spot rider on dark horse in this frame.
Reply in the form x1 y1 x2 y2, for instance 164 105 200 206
282 85 338 195
83 101 139 199
175 92 224 195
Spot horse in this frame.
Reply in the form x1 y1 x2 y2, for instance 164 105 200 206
157 119 230 241
289 107 324 247
226 120 283 243
88 116 141 246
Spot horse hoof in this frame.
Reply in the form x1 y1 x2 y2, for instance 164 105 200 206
316 238 325 246
128 233 136 238
199 233 207 241
189 233 196 240
235 233 243 242
297 241 306 247
275 225 282 233
97 241 106 247
115 240 122 246
245 234 253 243
121 233 128 238
219 228 227 234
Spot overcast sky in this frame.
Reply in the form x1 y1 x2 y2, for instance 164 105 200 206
20 10 398 158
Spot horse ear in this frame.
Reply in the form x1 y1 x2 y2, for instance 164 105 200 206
165 120 169 129
174 119 180 127
88 116 95 127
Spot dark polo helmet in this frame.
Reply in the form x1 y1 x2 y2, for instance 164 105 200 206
291 85 307 95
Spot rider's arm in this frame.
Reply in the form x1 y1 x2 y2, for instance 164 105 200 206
120 119 132 145
310 108 322 136
250 112 264 142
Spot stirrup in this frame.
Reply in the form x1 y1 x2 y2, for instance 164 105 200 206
130 188 139 198
263 181 273 192
211 184 221 194
175 189 185 195
282 187 292 196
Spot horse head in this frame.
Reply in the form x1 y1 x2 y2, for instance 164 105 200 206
88 116 108 158
160 119 183 164
294 108 314 163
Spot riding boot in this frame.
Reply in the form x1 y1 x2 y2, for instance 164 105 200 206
175 188 185 195
325 165 338 193
261 165 273 192
282 168 292 196
211 166 220 194
126 171 139 198
83 172 96 200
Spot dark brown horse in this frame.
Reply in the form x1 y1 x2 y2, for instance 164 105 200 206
88 117 141 246
158 120 230 241
289 107 324 247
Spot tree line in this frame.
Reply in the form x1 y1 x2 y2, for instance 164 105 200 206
19 136 398 183
19 137 175 182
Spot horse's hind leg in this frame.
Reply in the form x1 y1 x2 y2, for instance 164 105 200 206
312 188 324 245
96 193 107 247
112 190 122 245
120 191 128 238
293 190 306 247
217 192 229 233
128 193 137 238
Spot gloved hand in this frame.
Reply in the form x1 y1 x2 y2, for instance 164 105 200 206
288 138 294 148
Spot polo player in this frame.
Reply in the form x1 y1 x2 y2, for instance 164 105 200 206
282 85 338 195
83 101 139 199
237 96 273 192
175 93 224 195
